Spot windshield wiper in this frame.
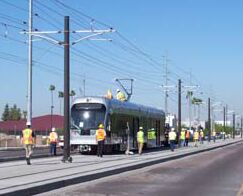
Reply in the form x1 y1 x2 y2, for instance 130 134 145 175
71 123 82 134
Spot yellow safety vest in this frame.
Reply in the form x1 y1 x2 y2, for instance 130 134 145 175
180 131 185 140
194 132 199 140
200 131 204 137
49 132 58 143
137 131 144 143
212 131 216 136
148 130 156 140
117 92 126 101
96 129 105 141
169 131 176 140
106 90 113 99
22 128 33 145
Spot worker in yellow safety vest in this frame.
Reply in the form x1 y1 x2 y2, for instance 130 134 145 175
21 122 35 165
147 128 156 140
212 130 216 143
116 89 126 101
49 127 58 156
193 130 199 147
169 128 177 151
96 124 106 157
137 127 144 155
105 89 113 99
180 128 186 147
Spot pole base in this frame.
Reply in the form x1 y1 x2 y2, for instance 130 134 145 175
61 156 73 163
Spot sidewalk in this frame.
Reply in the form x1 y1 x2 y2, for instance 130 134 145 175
0 138 242 196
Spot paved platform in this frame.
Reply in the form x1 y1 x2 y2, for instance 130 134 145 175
0 138 242 196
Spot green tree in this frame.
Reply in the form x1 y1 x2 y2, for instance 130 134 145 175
58 91 64 115
192 97 202 105
70 90 76 101
70 90 76 97
2 104 23 121
9 104 21 120
215 124 232 135
1 104 10 121
58 91 64 98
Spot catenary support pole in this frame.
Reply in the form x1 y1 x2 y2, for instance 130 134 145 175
241 117 242 139
63 16 71 162
233 113 235 139
223 106 226 134
208 98 211 142
178 79 181 146
226 104 228 129
27 0 33 125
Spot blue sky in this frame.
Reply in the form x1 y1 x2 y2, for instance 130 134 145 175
0 0 243 122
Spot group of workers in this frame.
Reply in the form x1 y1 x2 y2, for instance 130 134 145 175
168 127 224 152
106 89 126 101
21 118 225 164
21 121 107 164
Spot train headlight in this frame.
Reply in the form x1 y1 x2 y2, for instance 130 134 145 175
83 111 89 119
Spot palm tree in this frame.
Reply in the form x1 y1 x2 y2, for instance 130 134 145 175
49 85 55 129
192 97 203 124
58 91 64 115
70 90 76 101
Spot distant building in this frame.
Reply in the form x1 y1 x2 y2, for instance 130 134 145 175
165 114 177 128
182 120 206 130
0 115 64 135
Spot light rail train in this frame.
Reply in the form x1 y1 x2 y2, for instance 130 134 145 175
68 96 166 153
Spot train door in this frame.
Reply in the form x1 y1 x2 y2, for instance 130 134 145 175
156 120 160 146
105 114 111 143
132 117 139 148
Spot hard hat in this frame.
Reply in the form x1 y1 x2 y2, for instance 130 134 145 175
52 127 56 132
26 122 31 126
171 128 175 131
116 89 120 92
139 126 143 130
99 124 104 128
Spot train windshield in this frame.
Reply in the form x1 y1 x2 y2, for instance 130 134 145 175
71 103 106 135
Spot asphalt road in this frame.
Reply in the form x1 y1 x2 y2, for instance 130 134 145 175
37 142 243 196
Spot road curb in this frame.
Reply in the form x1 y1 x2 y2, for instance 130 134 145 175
4 140 242 196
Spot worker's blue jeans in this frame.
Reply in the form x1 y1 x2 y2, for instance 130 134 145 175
50 143 57 155
170 140 175 151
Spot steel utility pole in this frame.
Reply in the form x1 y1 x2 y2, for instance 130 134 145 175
223 106 226 134
233 113 235 139
208 98 211 142
27 0 33 125
241 116 242 139
188 72 192 131
226 104 228 128
63 16 71 162
178 79 181 146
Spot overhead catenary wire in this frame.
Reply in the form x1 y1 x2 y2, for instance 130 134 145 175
0 0 235 115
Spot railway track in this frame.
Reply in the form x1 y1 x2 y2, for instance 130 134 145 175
0 146 64 162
